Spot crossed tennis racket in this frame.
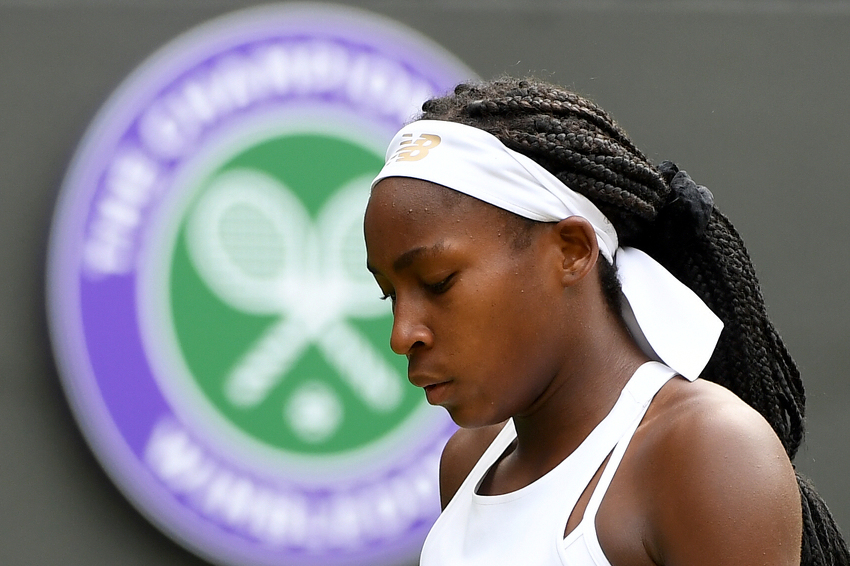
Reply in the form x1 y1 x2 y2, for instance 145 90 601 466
185 169 402 426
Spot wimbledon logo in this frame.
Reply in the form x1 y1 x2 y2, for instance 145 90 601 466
46 5 475 566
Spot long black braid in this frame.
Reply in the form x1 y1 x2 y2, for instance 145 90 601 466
419 77 848 566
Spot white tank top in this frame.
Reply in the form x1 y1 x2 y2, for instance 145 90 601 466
419 362 679 566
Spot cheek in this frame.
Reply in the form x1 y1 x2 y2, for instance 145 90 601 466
459 272 562 366
488 275 567 370
439 279 566 426
490 269 561 334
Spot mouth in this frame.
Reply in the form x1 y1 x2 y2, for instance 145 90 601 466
408 369 452 405
422 381 451 405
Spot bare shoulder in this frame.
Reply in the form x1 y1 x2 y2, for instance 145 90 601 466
438 422 507 509
631 378 802 565
644 377 793 462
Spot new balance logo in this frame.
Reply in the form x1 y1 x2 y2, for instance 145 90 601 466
391 133 441 162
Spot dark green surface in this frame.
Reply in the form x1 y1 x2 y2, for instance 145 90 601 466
170 134 412 453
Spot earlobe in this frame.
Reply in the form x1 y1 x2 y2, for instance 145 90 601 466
555 217 599 287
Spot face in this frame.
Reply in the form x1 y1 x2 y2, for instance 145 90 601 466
363 177 573 428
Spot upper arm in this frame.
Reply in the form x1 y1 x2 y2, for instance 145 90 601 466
646 393 802 566
438 423 506 509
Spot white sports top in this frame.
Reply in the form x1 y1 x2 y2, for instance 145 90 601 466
419 362 679 566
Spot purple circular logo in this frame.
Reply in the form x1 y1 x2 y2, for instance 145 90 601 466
46 5 474 565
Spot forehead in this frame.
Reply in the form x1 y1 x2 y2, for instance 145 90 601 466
364 178 514 266
367 177 467 215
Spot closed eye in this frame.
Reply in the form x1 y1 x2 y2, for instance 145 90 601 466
424 274 455 295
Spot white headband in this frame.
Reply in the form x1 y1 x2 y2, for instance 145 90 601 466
371 120 723 380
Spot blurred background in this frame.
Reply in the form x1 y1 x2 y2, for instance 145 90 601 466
1 1 848 565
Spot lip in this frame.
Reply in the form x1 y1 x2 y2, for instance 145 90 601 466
422 381 451 405
408 369 452 404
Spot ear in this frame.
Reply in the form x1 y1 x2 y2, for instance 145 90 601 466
554 216 599 287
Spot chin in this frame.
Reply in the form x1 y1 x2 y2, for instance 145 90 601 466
445 406 503 430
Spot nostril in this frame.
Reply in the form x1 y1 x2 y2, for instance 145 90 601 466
389 303 432 355
391 333 430 357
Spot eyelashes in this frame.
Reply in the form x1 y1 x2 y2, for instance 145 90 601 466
378 274 456 304
423 274 455 295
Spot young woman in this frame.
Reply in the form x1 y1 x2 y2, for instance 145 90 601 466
363 78 848 566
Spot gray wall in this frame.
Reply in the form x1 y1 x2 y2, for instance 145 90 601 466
2 1 848 564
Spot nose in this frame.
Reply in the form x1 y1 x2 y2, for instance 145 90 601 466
389 298 433 356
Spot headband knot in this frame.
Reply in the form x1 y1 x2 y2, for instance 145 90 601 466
657 161 714 241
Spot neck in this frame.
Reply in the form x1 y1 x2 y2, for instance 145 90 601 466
510 295 650 476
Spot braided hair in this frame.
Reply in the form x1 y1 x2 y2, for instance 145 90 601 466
419 77 848 566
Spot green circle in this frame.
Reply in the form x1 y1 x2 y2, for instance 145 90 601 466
170 133 418 455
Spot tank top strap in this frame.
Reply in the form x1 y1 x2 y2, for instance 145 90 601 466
618 361 679 409
443 419 518 510
560 362 678 564
585 363 675 518
546 362 680 506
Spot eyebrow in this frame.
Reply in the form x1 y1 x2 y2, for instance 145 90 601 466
366 241 447 274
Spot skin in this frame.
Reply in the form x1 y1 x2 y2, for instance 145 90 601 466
363 177 802 566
